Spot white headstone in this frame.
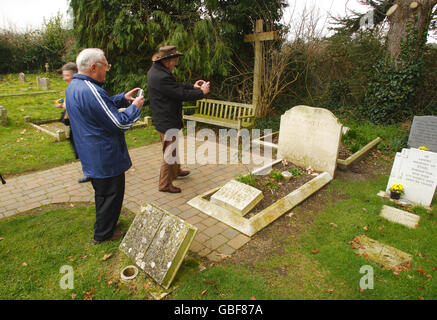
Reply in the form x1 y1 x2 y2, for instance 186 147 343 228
380 205 420 229
210 180 263 216
386 148 437 207
278 106 342 177
39 78 50 90
18 73 26 82
408 116 437 153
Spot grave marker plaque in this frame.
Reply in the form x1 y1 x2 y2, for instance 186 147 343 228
386 148 437 207
210 180 263 216
350 235 412 271
120 203 197 289
380 205 420 229
278 106 342 177
408 116 437 152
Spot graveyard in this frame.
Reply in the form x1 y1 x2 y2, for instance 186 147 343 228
0 72 436 300
1 1 436 302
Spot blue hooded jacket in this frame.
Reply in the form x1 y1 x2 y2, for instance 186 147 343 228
65 74 141 179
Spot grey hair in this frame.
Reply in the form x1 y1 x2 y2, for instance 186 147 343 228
62 62 78 73
76 48 105 72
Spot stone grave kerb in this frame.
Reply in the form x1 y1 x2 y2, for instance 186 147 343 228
278 105 343 178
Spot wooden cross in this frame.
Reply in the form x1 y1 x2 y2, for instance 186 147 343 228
244 19 279 116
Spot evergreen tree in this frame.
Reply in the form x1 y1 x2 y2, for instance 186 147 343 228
69 0 287 99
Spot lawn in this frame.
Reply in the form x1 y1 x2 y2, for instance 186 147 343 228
0 73 160 177
0 73 434 301
0 167 435 300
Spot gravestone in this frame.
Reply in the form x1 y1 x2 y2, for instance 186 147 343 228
38 78 50 90
408 116 437 153
278 106 343 177
36 76 41 89
119 203 197 289
386 148 437 207
18 73 26 82
0 106 7 126
350 235 412 271
380 205 420 229
210 180 263 216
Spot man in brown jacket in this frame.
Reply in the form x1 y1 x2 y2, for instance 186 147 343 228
147 46 210 193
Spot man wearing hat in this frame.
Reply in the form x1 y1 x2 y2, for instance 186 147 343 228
147 45 210 193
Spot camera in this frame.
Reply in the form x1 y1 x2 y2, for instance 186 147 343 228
136 89 144 98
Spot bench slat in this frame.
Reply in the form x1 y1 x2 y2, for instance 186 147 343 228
183 99 255 130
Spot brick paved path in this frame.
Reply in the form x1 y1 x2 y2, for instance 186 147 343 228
0 138 271 262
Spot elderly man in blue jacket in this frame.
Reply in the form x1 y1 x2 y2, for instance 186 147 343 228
66 48 144 244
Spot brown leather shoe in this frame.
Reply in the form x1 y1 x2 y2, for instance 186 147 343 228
93 230 126 245
159 185 182 194
178 170 190 177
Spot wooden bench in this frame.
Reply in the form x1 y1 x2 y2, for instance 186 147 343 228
183 99 256 131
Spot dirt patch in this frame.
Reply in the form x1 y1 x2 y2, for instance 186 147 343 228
240 162 321 217
219 153 393 268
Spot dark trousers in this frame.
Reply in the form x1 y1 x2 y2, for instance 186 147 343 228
91 173 125 241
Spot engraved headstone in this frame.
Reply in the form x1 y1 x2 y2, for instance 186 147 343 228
386 148 437 207
210 180 263 216
350 235 412 271
18 72 26 82
119 204 197 289
380 205 420 229
0 106 7 126
408 116 437 153
278 106 342 177
36 76 41 89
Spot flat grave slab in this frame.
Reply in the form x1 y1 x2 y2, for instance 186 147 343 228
29 120 69 141
119 203 197 289
189 162 332 237
380 205 420 229
210 180 263 216
350 235 412 271
408 116 437 152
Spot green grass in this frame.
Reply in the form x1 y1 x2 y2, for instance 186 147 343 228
0 204 199 300
0 73 160 176
171 174 436 300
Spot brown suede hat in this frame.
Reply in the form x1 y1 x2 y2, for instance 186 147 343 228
152 45 184 62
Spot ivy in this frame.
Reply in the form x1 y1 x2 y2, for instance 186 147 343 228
365 14 426 124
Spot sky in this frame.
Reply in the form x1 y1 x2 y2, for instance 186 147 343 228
0 0 368 32
0 0 70 31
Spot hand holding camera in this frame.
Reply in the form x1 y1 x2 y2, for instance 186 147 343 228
200 81 210 95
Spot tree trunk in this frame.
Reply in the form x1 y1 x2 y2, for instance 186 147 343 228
386 0 437 65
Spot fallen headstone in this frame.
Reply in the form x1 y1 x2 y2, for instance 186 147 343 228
210 180 263 216
408 116 437 153
278 106 342 177
380 205 420 229
350 235 412 271
119 203 197 289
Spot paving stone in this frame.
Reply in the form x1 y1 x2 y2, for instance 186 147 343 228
204 234 228 250
228 234 251 250
0 140 259 262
